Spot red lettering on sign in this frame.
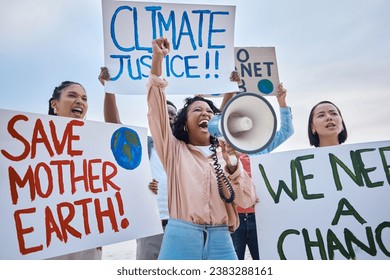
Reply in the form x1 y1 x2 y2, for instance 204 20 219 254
8 165 35 205
1 115 84 162
102 161 120 191
45 206 64 248
1 114 30 161
31 119 55 159
74 198 94 235
14 207 43 255
56 202 82 242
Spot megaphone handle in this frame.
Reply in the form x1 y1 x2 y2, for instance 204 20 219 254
228 155 238 166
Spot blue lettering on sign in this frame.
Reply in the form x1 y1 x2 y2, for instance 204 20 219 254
109 55 129 81
110 6 135 52
109 55 152 81
108 5 230 81
176 11 197 51
184 55 200 78
168 55 184 77
205 50 220 79
108 52 221 80
145 6 162 40
110 6 151 53
208 11 228 49
192 10 211 48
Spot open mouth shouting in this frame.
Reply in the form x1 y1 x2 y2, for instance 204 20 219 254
199 120 209 132
71 107 84 118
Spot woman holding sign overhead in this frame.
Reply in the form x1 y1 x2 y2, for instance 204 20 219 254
147 37 257 260
46 81 102 260
308 101 348 147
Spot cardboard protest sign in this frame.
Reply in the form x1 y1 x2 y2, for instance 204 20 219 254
251 140 390 260
202 47 279 97
102 0 238 95
0 109 162 259
235 47 279 96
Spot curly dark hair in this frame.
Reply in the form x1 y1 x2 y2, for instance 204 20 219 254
172 96 220 144
48 81 85 115
308 100 348 147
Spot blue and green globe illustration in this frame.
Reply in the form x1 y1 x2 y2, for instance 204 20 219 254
111 127 142 170
257 79 274 94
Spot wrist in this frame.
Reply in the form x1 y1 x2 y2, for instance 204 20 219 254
153 53 165 61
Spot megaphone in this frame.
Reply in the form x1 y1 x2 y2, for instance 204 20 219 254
208 92 277 155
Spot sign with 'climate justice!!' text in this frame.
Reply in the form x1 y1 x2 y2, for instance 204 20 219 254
102 0 238 95
0 109 162 259
251 140 390 260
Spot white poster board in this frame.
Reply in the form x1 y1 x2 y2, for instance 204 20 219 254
202 47 279 98
102 0 238 95
0 109 162 259
235 47 279 96
251 140 390 260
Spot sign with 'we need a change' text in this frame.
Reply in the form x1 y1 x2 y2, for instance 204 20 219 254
251 140 390 260
102 0 238 95
0 109 161 259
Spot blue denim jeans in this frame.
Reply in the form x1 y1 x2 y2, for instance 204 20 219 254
231 213 259 260
158 219 238 260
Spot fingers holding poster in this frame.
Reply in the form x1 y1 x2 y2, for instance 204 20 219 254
251 141 390 260
102 0 238 95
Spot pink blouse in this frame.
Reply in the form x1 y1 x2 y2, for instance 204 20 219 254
147 74 257 232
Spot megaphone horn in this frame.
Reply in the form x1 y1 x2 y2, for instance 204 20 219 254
208 93 277 154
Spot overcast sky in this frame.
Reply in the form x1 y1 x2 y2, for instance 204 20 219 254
1 0 389 152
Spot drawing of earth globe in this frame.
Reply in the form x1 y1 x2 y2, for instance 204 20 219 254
111 127 142 170
257 79 274 94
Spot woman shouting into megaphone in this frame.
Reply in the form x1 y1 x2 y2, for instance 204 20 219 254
147 37 257 260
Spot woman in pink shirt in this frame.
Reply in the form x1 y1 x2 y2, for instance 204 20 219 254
147 37 257 260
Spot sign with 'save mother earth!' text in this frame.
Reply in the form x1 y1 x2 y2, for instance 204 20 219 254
102 0 238 95
251 140 390 260
0 109 162 259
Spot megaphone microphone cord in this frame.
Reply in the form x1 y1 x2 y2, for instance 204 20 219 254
210 137 236 204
